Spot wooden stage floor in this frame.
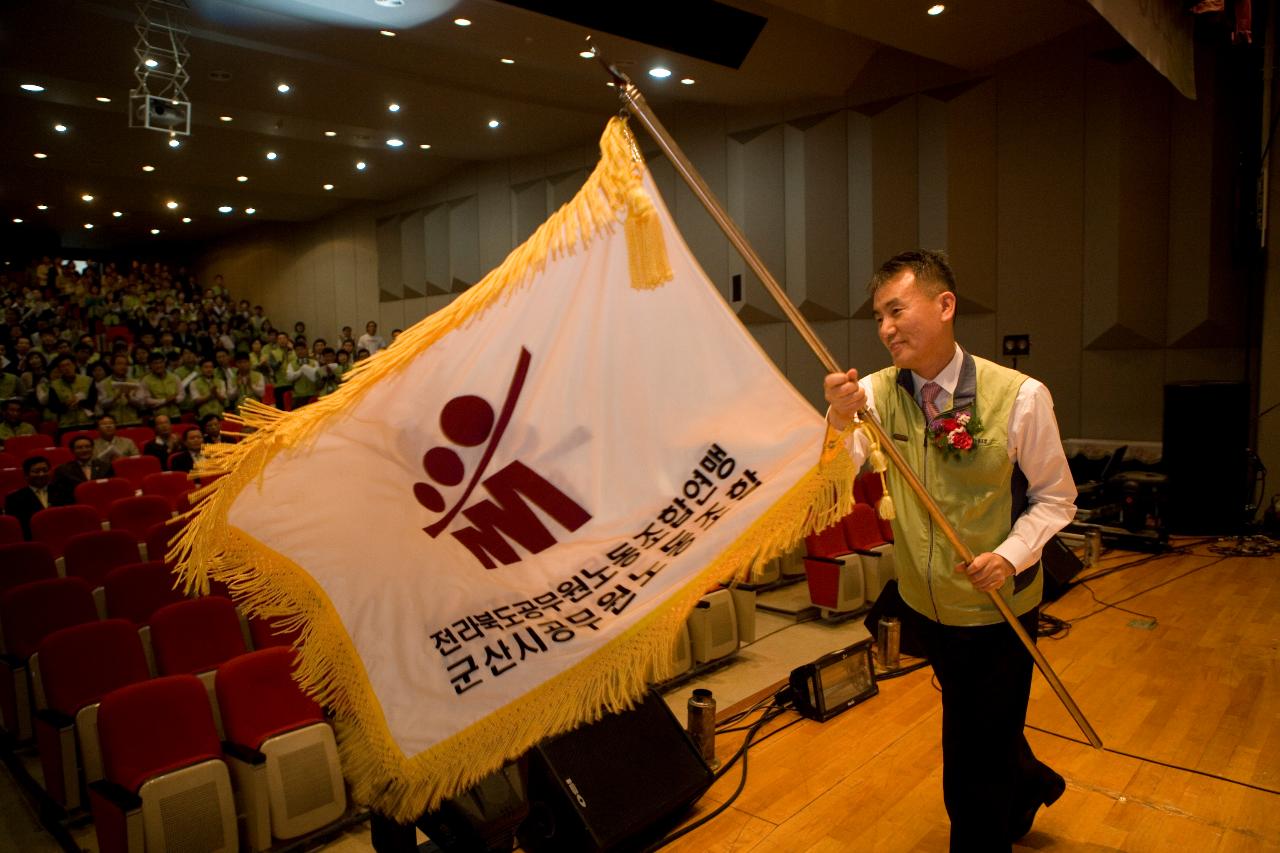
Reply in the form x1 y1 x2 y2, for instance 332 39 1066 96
663 539 1280 852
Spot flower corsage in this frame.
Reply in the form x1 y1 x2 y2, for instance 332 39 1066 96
928 409 982 459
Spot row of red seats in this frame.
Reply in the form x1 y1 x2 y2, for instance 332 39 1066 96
2 428 157 457
2 454 199 495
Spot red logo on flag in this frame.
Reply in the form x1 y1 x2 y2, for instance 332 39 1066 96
414 348 592 569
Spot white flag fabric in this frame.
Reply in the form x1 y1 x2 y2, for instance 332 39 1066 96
177 118 854 819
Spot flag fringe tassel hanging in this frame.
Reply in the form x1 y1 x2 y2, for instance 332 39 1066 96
170 117 856 820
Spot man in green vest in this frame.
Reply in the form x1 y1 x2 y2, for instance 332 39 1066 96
187 357 229 419
285 340 320 407
825 250 1077 851
98 353 143 425
0 399 36 441
140 352 182 420
40 355 93 428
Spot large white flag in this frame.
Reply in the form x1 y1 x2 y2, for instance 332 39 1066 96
177 118 854 819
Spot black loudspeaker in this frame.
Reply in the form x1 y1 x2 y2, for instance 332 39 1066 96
1163 381 1249 534
517 690 713 853
1041 536 1084 603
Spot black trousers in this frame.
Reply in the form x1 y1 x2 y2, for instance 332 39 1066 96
903 605 1061 852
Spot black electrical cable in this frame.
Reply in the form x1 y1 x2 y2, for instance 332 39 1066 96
1062 557 1228 625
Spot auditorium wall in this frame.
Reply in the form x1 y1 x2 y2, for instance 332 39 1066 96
197 22 1253 449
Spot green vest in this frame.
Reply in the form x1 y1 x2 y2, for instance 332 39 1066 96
142 372 181 418
48 375 93 427
0 373 17 400
0 421 36 440
870 351 1042 627
291 360 319 399
188 375 226 418
102 380 141 425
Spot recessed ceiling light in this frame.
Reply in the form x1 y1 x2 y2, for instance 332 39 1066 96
144 58 159 68
112 210 123 218
927 4 945 15
386 138 404 147
36 204 48 211
236 175 248 183
168 137 180 148
419 143 431 150
680 77 695 85
150 228 160 235
500 57 515 65
218 205 233 214
277 82 291 93
33 152 48 159
355 161 367 171
453 17 471 26
96 96 111 103
12 218 23 224
266 151 278 160
244 208 256 215
388 102 400 112
166 200 179 209
142 164 155 172
84 223 94 229
578 50 594 59
380 29 396 37
54 123 68 132
324 130 337 137
182 216 192 223
20 84 45 93
323 183 334 191
81 193 94 202
375 0 403 6
487 119 500 129
219 115 233 122
648 67 672 79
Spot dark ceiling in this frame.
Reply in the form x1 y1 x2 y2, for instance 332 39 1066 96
0 0 1097 256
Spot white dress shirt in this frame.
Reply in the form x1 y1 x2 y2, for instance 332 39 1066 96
847 344 1077 574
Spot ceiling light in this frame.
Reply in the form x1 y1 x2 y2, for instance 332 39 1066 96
218 205 233 214
324 130 337 137
36 204 48 211
81 194 94 202
500 58 515 65
266 151 278 160
578 50 594 59
355 160 367 171
244 208 256 215
144 58 159 68
142 164 155 172
182 216 192 223
84 223 94 230
277 82 291 93
323 183 334 191
112 211 123 218
33 152 48 159
20 84 45 93
419 143 431 150
219 115 233 122
96 96 112 103
375 0 403 6
648 67 672 79
453 17 471 26
927 4 945 15
150 228 160 235
680 77 695 85
12 218 23 224
388 102 400 112
236 175 248 183
168 137 180 148
166 200 179 209
487 119 500 128
54 123 68 132
380 29 397 37
386 138 404 147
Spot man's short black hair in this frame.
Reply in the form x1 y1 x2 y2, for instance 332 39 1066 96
70 436 93 450
200 413 220 427
869 249 957 298
22 454 49 474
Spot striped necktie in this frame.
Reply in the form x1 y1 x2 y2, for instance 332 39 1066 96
921 381 943 424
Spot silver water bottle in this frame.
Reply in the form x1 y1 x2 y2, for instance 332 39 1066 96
687 688 717 767
878 616 901 669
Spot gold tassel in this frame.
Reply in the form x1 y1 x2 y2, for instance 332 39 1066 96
877 491 896 520
624 185 673 289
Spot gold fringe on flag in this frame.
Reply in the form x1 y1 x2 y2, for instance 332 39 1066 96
169 117 853 821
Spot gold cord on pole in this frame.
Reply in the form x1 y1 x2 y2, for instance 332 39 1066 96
596 46 1102 749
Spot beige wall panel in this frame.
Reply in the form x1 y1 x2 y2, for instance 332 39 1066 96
423 203 450 294
375 216 403 301
784 112 849 320
399 210 427 298
1079 350 1164 441
352 216 379 331
955 314 997 364
332 218 359 340
786 321 847 411
511 179 548 246
747 322 787 374
448 195 480 292
917 95 948 253
848 111 874 311
727 123 786 322
400 297 428 327
944 81 998 311
870 97 919 267
849 318 891 378
476 161 514 274
309 224 337 341
665 108 731 302
378 300 404 338
425 292 459 317
549 168 588 210
1083 56 1168 349
996 40 1084 438
1164 348 1246 383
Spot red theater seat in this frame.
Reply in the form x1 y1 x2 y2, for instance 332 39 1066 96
102 562 186 627
0 515 22 546
74 478 136 520
112 455 161 489
106 495 172 542
140 471 195 511
31 505 102 560
0 543 57 594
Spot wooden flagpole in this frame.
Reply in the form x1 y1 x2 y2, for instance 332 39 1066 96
593 47 1102 749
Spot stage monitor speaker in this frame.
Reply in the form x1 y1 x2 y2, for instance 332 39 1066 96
1041 536 1084 603
517 690 713 853
1163 381 1249 534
